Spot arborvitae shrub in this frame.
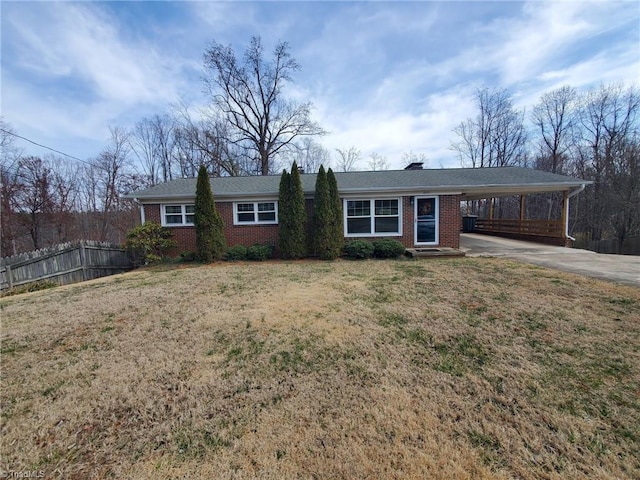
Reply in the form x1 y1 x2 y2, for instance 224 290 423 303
372 239 406 258
327 168 343 257
343 240 374 259
194 165 226 262
312 165 337 260
278 162 307 259
224 245 248 261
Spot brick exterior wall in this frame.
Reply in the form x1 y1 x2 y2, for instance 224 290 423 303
143 194 463 255
438 195 461 249
345 195 460 249
143 203 278 255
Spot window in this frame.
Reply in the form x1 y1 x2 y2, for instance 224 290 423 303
344 198 401 236
234 202 277 225
162 205 194 226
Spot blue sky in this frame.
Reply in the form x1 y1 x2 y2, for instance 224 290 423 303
2 0 638 170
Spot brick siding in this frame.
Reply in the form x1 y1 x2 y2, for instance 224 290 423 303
438 195 461 249
345 195 460 249
143 194 463 255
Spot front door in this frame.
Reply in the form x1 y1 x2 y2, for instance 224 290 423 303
415 197 438 245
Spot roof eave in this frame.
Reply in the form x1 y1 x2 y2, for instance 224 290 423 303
128 180 593 203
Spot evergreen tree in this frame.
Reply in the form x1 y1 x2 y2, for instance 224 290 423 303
327 168 344 257
312 165 335 259
194 165 226 262
278 162 307 258
277 169 291 255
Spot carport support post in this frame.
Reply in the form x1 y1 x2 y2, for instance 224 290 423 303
488 198 494 220
561 190 569 240
519 195 526 233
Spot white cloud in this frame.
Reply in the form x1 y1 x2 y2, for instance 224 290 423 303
2 2 201 149
1 0 637 167
314 86 477 170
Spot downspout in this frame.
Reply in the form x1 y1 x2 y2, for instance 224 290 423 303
565 184 586 241
131 198 145 225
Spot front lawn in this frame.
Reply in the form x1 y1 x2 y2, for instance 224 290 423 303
1 258 638 479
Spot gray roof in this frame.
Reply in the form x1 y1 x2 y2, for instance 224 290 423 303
126 167 591 202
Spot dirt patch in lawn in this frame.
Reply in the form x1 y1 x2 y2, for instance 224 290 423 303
1 258 639 479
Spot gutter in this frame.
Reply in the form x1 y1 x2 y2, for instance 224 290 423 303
565 184 587 241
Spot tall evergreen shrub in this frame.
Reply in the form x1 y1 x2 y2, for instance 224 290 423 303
278 162 307 259
327 168 344 257
194 165 226 262
277 169 291 255
312 165 336 259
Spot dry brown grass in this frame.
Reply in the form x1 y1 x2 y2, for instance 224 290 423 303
1 257 639 479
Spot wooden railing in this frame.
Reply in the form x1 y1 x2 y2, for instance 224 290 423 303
475 219 564 238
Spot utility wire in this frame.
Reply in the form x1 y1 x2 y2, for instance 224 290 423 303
0 128 94 165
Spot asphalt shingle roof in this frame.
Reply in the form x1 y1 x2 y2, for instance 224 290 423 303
127 166 590 202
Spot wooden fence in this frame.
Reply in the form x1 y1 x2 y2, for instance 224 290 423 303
0 242 133 290
588 236 640 255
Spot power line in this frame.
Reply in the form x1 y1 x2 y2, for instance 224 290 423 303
0 128 94 165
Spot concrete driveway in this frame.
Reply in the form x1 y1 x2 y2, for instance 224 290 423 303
460 233 640 288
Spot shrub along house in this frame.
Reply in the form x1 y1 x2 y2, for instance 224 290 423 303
126 165 590 255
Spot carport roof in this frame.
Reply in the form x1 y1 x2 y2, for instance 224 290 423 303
127 166 591 202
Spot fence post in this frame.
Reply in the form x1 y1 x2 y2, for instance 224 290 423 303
5 265 13 289
79 244 87 281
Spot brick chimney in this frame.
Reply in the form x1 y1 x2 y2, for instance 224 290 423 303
404 162 424 170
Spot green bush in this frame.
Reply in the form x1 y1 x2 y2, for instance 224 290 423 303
247 244 273 261
179 251 196 262
223 245 273 261
372 239 406 258
343 240 374 259
224 245 248 261
124 221 177 266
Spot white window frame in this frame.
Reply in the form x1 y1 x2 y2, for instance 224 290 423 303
161 204 195 226
233 201 278 225
343 197 402 237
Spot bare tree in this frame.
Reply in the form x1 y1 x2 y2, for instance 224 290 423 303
0 119 22 255
173 102 249 177
1 118 20 160
12 156 54 250
606 138 640 252
87 127 138 242
289 137 330 173
44 156 80 244
451 87 527 168
130 114 177 186
368 152 389 171
335 147 361 172
203 36 325 175
532 86 577 174
575 83 640 243
529 86 579 220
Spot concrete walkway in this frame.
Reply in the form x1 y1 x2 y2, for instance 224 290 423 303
460 233 640 288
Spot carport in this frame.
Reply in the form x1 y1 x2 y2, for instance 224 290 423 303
460 176 592 246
